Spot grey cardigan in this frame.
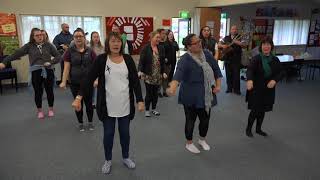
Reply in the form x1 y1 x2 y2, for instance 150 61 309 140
3 42 61 66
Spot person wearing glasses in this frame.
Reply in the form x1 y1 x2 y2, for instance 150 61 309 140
0 28 61 119
167 34 222 154
59 28 96 131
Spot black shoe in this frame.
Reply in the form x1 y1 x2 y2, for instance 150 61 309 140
158 93 163 98
163 93 168 97
246 129 254 137
256 130 268 137
79 124 85 132
151 110 160 116
88 123 94 131
234 91 241 95
226 89 232 93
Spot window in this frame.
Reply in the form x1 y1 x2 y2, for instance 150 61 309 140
273 19 310 46
220 13 230 41
20 15 102 45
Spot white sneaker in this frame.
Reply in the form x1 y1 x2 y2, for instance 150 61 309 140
198 139 211 151
101 160 112 174
123 158 136 169
145 111 151 117
185 143 200 154
151 110 160 116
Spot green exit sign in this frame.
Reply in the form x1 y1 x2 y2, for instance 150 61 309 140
179 11 190 19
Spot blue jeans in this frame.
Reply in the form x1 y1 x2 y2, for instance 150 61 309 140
103 115 130 161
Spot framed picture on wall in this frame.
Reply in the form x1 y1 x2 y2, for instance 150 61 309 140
105 17 153 55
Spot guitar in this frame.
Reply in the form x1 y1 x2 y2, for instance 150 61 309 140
218 34 243 60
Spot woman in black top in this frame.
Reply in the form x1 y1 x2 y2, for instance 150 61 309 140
199 26 219 60
60 28 96 131
246 36 282 137
72 32 144 174
164 30 179 82
138 31 167 117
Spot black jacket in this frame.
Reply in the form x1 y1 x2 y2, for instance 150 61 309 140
138 43 165 75
222 35 242 64
67 46 95 85
79 53 143 121
164 40 179 66
246 55 282 112
200 37 217 57
127 40 133 55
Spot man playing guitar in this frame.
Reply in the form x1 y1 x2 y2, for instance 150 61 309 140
219 25 246 95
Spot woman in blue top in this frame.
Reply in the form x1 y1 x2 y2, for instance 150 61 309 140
167 34 222 154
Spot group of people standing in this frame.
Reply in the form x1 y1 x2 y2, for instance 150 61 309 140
138 28 179 117
0 23 282 175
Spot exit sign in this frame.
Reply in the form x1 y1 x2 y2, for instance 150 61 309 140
179 11 190 19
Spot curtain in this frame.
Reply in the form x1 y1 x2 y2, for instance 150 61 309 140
273 19 310 45
20 15 102 44
21 16 41 44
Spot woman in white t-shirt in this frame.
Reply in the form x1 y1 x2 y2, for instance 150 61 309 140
72 32 144 174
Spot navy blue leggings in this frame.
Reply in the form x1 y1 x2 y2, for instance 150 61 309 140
103 115 130 161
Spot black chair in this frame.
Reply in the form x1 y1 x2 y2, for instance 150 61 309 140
306 61 320 80
0 56 18 94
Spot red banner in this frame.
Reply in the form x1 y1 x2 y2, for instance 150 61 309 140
106 17 153 55
162 19 171 27
0 13 17 36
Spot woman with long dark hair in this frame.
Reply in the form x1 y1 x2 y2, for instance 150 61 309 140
0 28 61 119
164 30 179 82
199 26 219 60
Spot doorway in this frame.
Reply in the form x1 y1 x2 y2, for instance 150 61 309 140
171 18 191 49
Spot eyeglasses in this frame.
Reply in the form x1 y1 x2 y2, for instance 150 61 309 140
190 39 201 45
74 35 84 39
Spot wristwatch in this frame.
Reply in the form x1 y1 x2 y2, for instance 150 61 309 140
76 95 82 100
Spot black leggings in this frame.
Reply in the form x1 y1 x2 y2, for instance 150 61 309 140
31 69 55 109
145 83 159 111
247 110 265 131
70 83 93 124
225 62 240 92
184 106 211 141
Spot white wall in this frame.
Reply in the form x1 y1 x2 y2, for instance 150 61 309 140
0 0 198 83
